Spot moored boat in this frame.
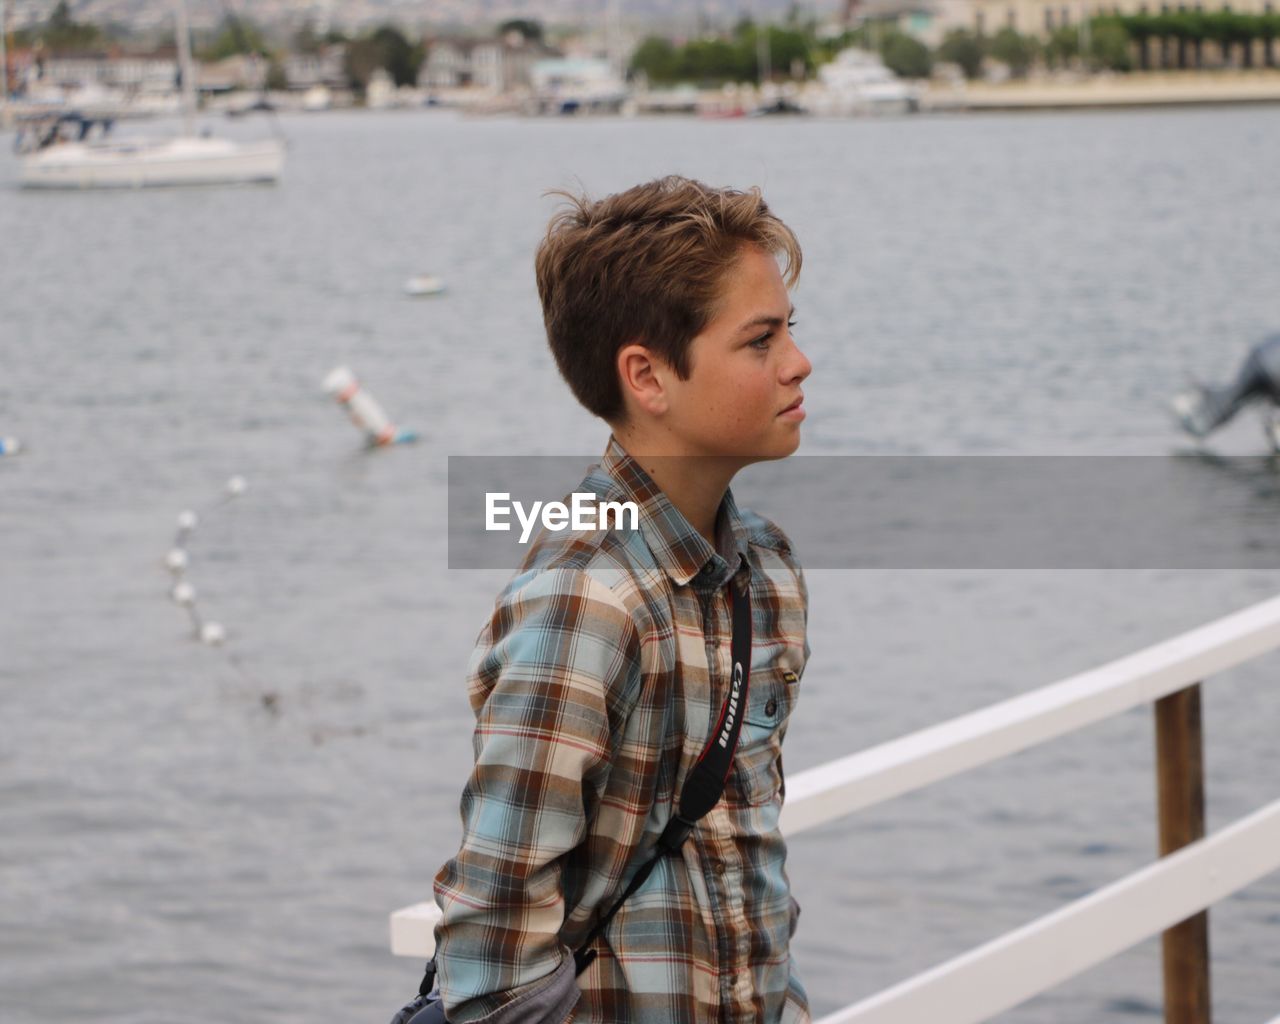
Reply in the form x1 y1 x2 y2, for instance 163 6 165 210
15 0 285 190
19 132 285 189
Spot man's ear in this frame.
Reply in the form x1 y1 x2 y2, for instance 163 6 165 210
617 343 670 418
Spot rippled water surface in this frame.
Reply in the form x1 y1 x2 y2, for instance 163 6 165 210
2 107 1279 1022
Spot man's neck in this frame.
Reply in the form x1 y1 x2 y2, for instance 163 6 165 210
610 428 741 547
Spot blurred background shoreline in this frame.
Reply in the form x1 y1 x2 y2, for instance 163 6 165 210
9 0 1280 127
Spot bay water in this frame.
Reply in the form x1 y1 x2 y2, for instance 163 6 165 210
2 106 1279 1021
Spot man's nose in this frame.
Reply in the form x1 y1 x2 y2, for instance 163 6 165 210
784 337 812 383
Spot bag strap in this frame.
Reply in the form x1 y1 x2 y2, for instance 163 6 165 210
417 959 437 998
573 574 752 975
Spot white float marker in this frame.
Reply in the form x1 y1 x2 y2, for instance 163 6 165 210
0 437 21 457
403 274 446 297
170 580 202 635
200 622 227 646
323 365 417 447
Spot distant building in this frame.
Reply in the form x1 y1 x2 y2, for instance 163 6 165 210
283 45 347 91
419 36 482 88
31 50 179 92
478 32 563 92
420 31 561 92
854 0 961 47
198 54 268 94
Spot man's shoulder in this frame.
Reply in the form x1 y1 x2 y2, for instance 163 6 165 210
473 534 654 713
735 505 807 611
736 505 801 564
500 522 656 619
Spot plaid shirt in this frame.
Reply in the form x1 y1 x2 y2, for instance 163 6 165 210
434 438 811 1024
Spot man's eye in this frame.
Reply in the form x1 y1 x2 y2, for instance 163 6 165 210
750 334 772 349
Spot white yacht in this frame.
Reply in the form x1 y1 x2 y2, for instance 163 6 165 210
527 58 629 116
807 47 920 115
18 126 285 189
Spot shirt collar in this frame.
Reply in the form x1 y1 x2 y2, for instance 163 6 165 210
595 435 750 589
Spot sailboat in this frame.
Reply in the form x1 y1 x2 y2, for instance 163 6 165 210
17 1 285 189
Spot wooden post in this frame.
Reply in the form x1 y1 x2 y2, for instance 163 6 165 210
1154 684 1211 1024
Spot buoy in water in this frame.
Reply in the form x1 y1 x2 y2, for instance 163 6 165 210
404 274 446 297
322 365 417 446
0 437 22 456
200 621 227 646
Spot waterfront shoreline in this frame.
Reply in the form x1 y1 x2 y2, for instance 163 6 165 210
8 69 1280 132
923 69 1280 112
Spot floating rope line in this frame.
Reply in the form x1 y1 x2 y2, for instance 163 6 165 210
164 474 247 648
163 474 288 714
157 368 421 734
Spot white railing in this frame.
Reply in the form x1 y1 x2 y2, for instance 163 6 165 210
817 798 1280 1024
391 594 1280 1022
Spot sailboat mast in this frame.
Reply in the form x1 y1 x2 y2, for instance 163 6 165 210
1 0 9 129
173 0 197 135
755 1 771 90
606 0 622 78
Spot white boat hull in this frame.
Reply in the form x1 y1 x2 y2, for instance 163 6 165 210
19 135 285 190
808 47 920 116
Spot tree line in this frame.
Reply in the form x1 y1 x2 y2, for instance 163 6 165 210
20 4 1280 93
9 1 108 52
633 9 1280 84
1115 10 1280 68
631 20 815 85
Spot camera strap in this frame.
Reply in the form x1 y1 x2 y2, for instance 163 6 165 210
573 573 752 976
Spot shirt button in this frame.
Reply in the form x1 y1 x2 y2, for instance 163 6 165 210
765 698 778 717
714 859 727 875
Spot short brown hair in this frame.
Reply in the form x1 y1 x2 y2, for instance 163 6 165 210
534 175 802 422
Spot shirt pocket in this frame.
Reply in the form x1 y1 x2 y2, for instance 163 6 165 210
728 666 799 808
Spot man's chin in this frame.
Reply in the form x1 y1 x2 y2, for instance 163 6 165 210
737 434 802 464
770 427 803 459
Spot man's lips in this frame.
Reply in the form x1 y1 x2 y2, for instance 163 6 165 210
780 395 804 414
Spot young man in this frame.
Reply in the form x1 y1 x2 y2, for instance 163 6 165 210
433 176 812 1023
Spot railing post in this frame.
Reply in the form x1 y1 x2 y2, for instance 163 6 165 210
1154 683 1211 1024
